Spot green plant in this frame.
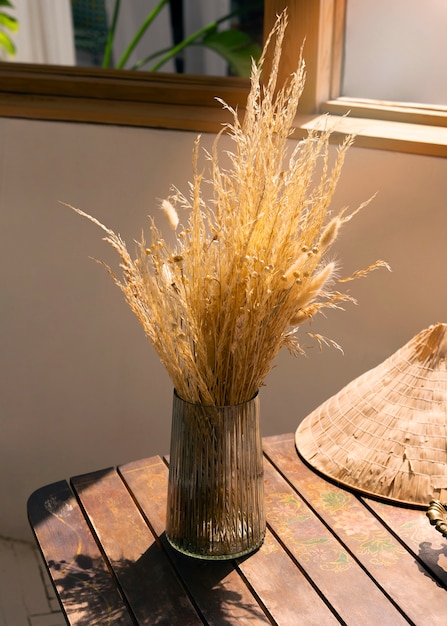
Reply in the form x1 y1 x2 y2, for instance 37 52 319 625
103 0 262 77
0 0 18 60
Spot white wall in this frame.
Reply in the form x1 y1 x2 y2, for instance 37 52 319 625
1 116 446 541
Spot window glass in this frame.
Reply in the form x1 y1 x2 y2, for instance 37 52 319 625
6 0 263 78
342 0 447 106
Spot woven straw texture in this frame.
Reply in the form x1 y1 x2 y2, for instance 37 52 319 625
295 323 447 507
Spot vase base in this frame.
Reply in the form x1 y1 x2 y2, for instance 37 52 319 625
166 532 265 560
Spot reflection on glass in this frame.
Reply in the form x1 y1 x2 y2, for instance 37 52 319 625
342 0 447 106
7 0 263 77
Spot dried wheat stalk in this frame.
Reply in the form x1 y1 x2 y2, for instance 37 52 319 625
67 10 388 406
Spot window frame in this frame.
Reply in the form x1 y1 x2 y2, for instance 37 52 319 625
1 0 446 157
275 0 447 157
0 61 251 133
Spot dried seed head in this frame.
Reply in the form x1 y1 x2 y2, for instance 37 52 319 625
293 262 335 310
283 251 311 285
320 217 341 251
289 303 320 326
161 199 179 230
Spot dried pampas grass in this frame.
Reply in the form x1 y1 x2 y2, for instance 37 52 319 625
66 10 388 406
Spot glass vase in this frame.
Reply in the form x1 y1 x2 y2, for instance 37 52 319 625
166 389 265 559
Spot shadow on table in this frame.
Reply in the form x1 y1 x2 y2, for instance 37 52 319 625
48 552 131 626
157 532 265 623
29 477 265 624
48 537 264 625
417 540 447 589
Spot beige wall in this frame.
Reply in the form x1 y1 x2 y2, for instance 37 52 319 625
1 116 446 540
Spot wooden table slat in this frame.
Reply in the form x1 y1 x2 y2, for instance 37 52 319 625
71 465 202 625
264 434 447 626
363 497 447 588
236 529 341 625
28 433 446 625
27 480 134 626
263 457 408 625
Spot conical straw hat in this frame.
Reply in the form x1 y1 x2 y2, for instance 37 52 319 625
295 323 447 507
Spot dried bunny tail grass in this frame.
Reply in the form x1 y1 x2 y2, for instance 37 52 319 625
65 10 388 406
160 199 179 230
290 262 336 309
319 217 342 251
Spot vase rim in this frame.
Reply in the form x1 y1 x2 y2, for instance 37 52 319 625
173 388 259 409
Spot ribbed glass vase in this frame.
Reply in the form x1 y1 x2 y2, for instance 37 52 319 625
166 389 265 559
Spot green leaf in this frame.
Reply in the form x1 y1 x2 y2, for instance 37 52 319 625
102 0 121 68
116 0 169 69
0 12 18 33
0 1 14 8
200 29 261 77
0 30 15 56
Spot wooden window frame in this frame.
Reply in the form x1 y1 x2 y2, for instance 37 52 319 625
0 62 251 133
1 0 446 156
272 0 447 157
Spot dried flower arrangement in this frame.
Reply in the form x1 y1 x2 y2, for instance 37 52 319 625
67 11 388 407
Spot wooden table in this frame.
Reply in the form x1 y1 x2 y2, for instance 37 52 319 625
28 434 447 625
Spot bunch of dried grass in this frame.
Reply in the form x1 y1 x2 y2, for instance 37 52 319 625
68 11 388 406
